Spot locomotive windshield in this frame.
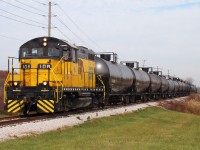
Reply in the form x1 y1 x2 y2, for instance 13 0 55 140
19 37 71 59
20 47 61 59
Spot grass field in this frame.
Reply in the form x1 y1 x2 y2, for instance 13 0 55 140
0 107 200 150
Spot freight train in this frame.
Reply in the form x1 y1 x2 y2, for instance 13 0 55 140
4 37 197 114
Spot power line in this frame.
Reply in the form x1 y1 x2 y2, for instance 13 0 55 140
56 4 104 51
1 0 45 17
56 16 89 46
56 28 73 43
14 0 48 14
0 34 24 41
50 22 72 42
30 0 46 5
0 14 45 28
0 9 48 26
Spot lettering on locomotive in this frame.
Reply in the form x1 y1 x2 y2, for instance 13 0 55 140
38 64 51 69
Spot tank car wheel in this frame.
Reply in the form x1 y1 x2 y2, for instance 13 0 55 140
155 95 159 100
121 96 128 106
142 95 148 102
130 96 136 103
124 96 130 105
98 102 105 109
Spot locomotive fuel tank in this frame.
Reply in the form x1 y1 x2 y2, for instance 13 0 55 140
131 69 150 93
95 57 134 94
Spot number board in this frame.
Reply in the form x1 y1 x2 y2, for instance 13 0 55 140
38 64 51 69
21 64 31 69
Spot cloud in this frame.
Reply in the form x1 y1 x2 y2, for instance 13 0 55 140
144 1 200 12
59 0 200 14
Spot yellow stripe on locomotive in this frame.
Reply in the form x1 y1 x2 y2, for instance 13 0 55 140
37 100 54 113
7 100 24 113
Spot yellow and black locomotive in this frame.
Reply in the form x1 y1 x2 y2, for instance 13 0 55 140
4 37 103 114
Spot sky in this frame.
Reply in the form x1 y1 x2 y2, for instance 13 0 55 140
0 0 199 86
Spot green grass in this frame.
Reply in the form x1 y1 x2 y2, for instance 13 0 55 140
0 108 200 150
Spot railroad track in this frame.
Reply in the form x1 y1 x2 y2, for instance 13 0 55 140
0 115 52 127
0 98 185 127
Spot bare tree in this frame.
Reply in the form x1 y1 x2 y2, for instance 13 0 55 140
185 77 194 84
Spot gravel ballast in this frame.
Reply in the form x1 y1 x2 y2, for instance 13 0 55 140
0 97 186 142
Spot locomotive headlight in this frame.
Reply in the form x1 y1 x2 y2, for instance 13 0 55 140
43 81 48 86
43 42 47 46
43 37 47 42
13 81 18 86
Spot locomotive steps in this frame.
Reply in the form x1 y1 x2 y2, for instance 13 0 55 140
0 96 187 142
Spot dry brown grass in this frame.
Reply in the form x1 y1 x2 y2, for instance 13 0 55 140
0 70 8 110
159 94 200 115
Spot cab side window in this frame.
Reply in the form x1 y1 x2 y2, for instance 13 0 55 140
63 50 69 60
71 49 77 63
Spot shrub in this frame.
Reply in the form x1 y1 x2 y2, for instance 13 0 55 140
159 94 200 115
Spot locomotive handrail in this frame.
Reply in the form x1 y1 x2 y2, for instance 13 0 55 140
52 56 65 72
4 73 11 103
51 56 65 102
50 70 64 103
97 75 106 100
51 71 59 103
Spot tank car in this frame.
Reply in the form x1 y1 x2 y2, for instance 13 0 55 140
95 54 134 104
190 84 197 93
120 61 151 101
152 71 169 98
166 77 175 97
95 54 134 94
144 68 162 99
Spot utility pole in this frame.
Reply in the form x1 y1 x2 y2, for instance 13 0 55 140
48 1 52 37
